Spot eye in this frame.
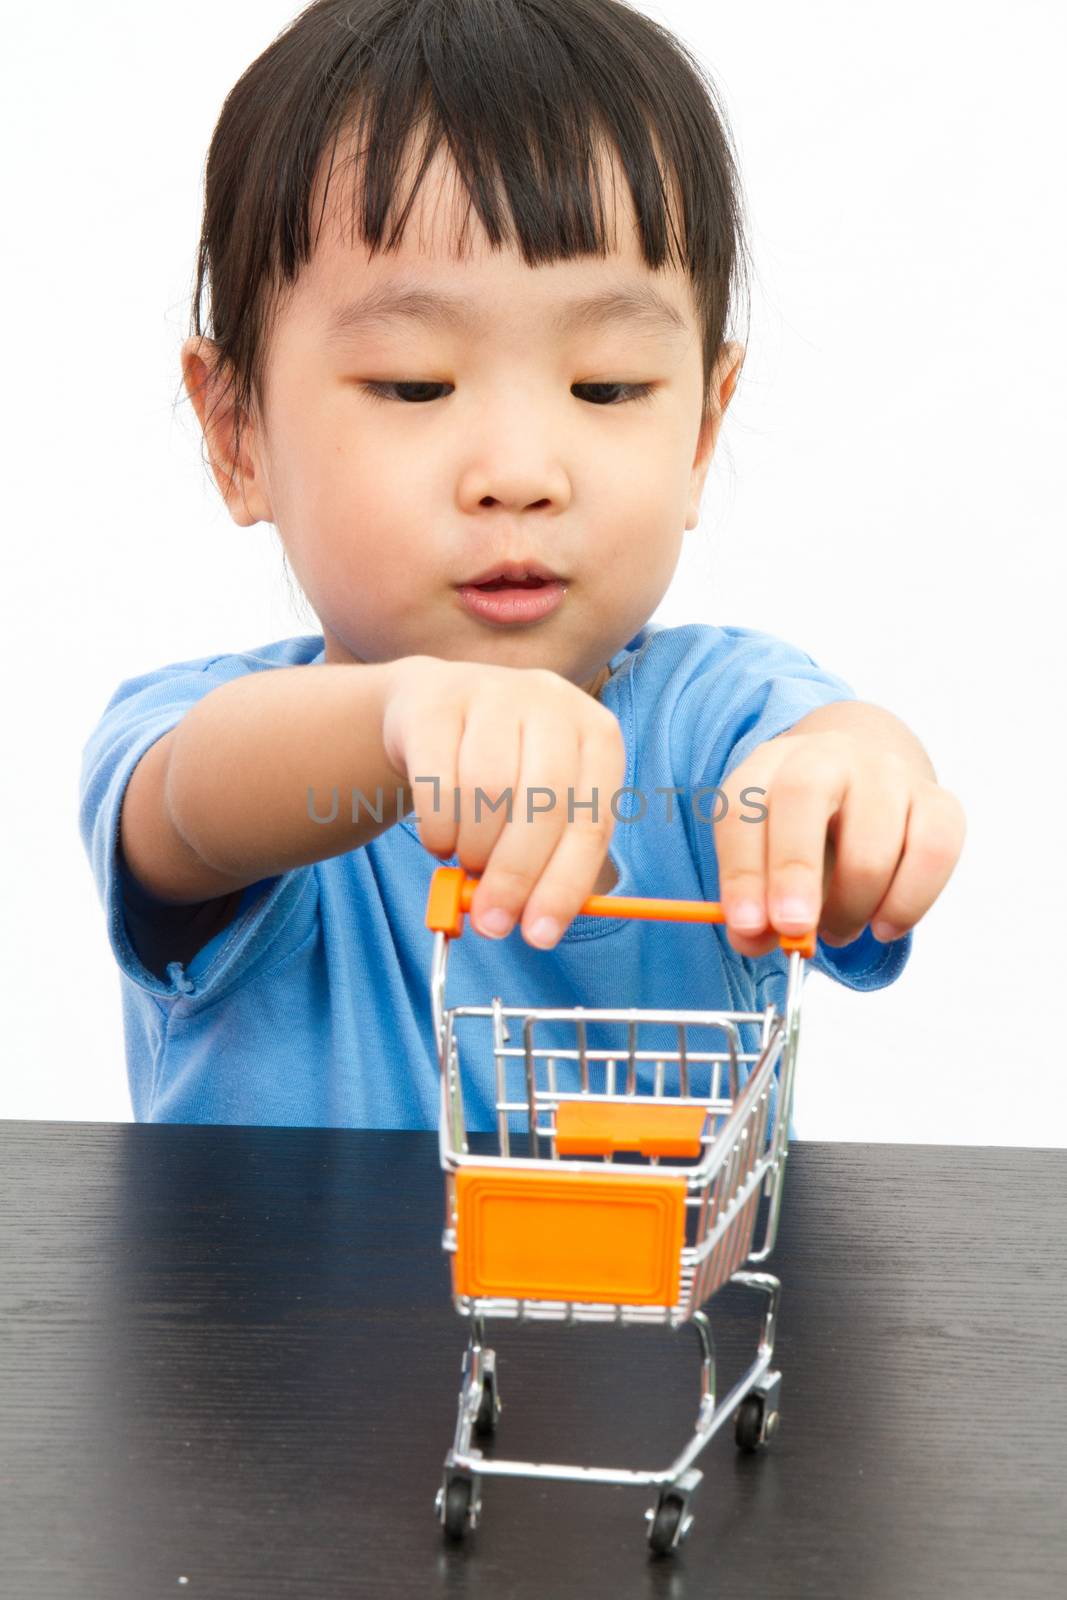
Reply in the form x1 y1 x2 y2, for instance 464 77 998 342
572 382 656 406
357 380 657 406
360 381 451 403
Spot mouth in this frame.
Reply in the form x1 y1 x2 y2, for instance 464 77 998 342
454 565 568 626
470 574 549 592
458 560 567 589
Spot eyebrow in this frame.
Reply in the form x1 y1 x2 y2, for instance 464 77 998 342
324 280 691 342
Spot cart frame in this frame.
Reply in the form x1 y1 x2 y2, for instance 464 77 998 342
424 866 814 1554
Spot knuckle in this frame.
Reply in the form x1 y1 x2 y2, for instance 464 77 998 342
529 665 566 697
529 878 590 935
456 841 489 876
572 818 615 854
589 727 625 777
590 700 624 737
594 766 625 817
527 889 571 925
776 737 830 776
419 823 454 859
719 865 764 886
460 773 514 816
716 870 767 896
480 861 536 905
772 855 819 879
838 847 891 887
595 809 617 843
571 791 614 833
909 827 958 875
770 765 820 803
711 815 738 845
871 746 911 782
934 782 964 812
929 784 968 837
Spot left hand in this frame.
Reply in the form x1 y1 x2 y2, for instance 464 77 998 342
712 729 966 958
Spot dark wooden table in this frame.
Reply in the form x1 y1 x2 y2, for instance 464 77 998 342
1 1122 1064 1598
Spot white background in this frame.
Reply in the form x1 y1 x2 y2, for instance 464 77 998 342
4 1 1064 1143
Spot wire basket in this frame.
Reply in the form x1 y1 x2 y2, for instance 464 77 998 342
424 865 815 1555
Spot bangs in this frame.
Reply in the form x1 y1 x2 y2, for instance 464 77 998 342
302 14 694 277
191 0 749 455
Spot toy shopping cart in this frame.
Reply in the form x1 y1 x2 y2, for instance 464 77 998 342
424 866 816 1556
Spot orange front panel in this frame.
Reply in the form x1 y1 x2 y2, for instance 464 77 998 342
453 1167 686 1306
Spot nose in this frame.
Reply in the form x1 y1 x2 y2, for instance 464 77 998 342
456 422 572 516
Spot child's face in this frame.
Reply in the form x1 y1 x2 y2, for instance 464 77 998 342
185 138 741 694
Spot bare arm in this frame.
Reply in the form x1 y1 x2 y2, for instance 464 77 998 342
119 660 414 906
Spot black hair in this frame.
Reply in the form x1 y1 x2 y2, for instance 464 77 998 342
184 0 751 510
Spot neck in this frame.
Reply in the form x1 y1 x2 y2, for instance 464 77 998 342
585 663 613 700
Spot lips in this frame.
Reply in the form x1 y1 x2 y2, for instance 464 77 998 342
460 560 565 588
455 575 568 625
474 574 547 591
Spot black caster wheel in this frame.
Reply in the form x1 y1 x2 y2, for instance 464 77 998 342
473 1373 500 1437
734 1394 766 1452
441 1477 473 1540
647 1493 687 1556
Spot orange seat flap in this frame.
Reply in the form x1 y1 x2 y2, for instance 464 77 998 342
554 1099 706 1159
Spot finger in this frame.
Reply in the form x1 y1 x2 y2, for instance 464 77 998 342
455 696 522 905
713 764 772 944
518 713 626 948
869 784 967 941
817 765 912 947
403 700 465 862
725 835 838 959
766 743 851 936
472 712 579 942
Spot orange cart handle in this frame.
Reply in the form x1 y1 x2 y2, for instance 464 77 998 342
424 864 817 958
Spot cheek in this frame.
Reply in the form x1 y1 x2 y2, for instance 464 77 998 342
283 415 411 554
601 434 690 529
614 415 688 485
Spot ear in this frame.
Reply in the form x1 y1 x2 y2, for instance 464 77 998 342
685 341 744 531
180 337 274 526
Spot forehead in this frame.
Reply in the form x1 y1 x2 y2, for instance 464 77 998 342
287 125 698 333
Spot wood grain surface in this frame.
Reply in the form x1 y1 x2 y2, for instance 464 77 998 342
1 1122 1064 1598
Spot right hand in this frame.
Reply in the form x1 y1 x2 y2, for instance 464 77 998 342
381 655 626 948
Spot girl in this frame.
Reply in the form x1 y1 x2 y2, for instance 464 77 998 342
79 0 964 1127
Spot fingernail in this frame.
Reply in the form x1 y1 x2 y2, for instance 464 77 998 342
871 920 903 943
526 915 561 949
730 900 764 931
477 907 514 938
773 896 815 928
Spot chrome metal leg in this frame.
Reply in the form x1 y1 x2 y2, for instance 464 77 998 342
690 1308 717 1432
730 1270 780 1364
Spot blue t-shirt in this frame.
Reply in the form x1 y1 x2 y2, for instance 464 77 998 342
79 622 912 1128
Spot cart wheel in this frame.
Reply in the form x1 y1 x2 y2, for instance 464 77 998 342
442 1477 473 1540
473 1373 499 1438
647 1494 686 1556
734 1394 765 1452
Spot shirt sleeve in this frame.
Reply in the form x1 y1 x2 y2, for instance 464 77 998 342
677 625 913 993
78 654 313 1007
